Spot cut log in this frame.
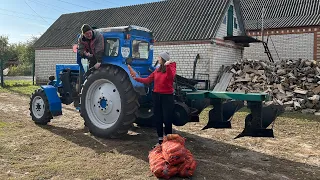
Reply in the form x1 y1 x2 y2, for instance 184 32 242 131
277 69 286 75
313 86 320 94
294 101 301 110
223 58 320 112
294 89 308 95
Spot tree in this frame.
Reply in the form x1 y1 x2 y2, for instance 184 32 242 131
0 36 16 65
7 35 40 65
0 36 9 60
23 35 39 64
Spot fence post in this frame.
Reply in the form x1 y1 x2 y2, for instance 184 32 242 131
0 59 3 88
32 60 35 85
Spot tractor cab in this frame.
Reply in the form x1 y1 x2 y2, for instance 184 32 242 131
75 25 155 78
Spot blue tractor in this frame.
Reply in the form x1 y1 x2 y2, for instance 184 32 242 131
29 25 210 138
29 25 284 139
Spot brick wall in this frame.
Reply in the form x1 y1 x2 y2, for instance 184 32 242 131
36 42 242 87
153 44 212 79
243 33 314 61
153 42 242 89
35 49 76 83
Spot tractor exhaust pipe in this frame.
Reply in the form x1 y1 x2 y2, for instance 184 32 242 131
192 54 200 79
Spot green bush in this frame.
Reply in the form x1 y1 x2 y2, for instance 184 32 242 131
7 63 33 76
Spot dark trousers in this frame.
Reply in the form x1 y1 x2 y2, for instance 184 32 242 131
152 92 175 138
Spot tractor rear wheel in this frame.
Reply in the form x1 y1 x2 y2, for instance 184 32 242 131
29 89 53 125
80 65 139 138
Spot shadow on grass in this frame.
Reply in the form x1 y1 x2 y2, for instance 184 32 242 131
41 124 320 180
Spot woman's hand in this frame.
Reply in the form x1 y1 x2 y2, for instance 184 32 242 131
164 60 172 66
128 65 137 79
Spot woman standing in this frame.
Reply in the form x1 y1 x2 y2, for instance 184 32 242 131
129 52 176 146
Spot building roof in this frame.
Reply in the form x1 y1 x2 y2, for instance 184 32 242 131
240 0 320 30
34 0 245 48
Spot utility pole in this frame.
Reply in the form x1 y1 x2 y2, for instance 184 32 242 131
0 59 3 88
261 7 265 42
0 43 3 87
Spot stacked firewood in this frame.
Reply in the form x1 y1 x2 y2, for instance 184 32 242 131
226 59 320 114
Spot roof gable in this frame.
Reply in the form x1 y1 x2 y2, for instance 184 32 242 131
34 0 243 48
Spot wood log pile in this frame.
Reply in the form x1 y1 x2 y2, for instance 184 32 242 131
226 59 320 115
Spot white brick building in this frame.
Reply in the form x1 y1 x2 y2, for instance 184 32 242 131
34 0 249 88
240 0 320 62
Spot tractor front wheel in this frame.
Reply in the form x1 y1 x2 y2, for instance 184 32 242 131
29 89 53 125
80 65 139 138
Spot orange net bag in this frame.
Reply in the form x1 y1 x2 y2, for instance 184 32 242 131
178 149 197 177
161 138 187 165
148 134 197 179
165 134 186 145
148 145 179 179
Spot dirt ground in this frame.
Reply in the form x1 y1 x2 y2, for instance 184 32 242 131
0 92 319 180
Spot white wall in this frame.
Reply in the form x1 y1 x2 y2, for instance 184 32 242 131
243 33 314 61
35 42 242 88
35 49 76 83
153 44 212 79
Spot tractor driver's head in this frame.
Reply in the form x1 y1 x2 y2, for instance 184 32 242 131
81 24 93 40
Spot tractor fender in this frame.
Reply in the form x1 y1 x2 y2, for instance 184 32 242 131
102 62 147 96
41 85 62 116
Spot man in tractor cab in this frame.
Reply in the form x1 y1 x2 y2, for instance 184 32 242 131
77 24 104 69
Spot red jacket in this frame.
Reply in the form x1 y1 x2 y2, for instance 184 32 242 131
135 62 176 94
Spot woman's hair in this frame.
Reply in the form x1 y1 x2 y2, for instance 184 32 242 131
157 57 166 73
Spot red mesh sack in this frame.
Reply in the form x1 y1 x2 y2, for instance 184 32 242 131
148 145 166 178
164 134 186 145
162 135 187 166
149 134 197 179
162 163 179 179
162 146 187 165
178 149 197 177
148 145 179 179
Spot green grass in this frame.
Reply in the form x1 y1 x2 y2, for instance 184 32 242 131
0 80 40 96
0 122 7 128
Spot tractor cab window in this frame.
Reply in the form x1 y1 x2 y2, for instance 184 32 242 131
132 40 149 59
105 38 119 57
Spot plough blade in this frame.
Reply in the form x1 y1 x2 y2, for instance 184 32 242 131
261 104 285 128
235 104 285 139
202 100 245 130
